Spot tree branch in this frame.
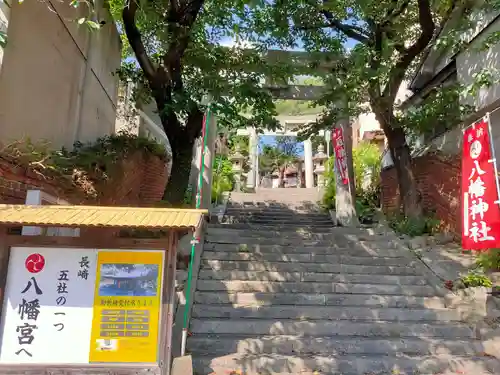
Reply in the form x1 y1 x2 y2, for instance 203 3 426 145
302 0 370 43
383 0 435 100
122 0 156 83
164 0 205 93
368 27 383 100
321 9 370 43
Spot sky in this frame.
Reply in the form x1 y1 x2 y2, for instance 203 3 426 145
259 135 305 156
218 34 359 52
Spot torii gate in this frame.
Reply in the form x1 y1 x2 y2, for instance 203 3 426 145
135 49 358 225
236 118 330 189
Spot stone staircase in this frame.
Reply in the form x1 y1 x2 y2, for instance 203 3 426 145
187 189 500 375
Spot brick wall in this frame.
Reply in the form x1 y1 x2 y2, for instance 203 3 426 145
0 151 169 206
381 152 461 236
0 158 65 204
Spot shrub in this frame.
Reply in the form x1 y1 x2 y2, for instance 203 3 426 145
211 155 234 204
321 156 336 210
388 214 440 237
476 249 500 271
322 143 382 220
460 271 493 288
352 142 382 196
0 132 168 197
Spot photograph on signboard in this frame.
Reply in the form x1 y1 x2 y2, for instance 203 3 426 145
98 263 159 297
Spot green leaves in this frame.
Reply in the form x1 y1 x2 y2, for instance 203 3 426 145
77 17 100 30
110 0 303 134
400 82 474 144
0 31 7 48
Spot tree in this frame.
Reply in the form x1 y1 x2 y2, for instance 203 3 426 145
108 0 293 204
235 0 469 218
275 136 302 157
259 136 300 187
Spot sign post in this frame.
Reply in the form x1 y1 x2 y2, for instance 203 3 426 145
461 115 500 250
0 204 207 375
332 120 358 227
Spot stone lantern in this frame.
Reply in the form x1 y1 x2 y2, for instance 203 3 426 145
229 146 246 191
313 144 328 188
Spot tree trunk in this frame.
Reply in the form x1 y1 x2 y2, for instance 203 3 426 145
156 98 204 206
376 111 422 219
163 137 195 205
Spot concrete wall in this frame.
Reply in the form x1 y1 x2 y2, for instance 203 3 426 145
0 0 121 149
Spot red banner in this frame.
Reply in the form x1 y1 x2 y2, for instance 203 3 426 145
332 127 349 185
462 118 500 250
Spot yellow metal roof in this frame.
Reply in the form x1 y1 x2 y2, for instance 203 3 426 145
0 204 208 230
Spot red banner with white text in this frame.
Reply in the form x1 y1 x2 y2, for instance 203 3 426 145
462 118 500 250
332 127 349 185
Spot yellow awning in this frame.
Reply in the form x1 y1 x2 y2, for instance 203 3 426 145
0 204 208 230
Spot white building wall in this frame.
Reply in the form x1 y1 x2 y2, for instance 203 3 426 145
457 15 500 111
0 0 10 68
426 15 500 158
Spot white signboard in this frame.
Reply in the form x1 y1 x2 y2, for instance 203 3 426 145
0 247 97 363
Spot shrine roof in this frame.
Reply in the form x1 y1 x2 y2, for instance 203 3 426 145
0 204 207 230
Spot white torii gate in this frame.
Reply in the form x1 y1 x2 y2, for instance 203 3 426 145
236 119 331 189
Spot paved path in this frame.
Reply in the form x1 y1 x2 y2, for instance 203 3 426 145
187 190 500 375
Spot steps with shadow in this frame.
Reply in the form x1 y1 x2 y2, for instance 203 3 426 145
186 197 500 375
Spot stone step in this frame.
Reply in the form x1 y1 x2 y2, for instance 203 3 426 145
223 216 332 224
209 223 339 232
207 227 337 238
202 251 417 267
205 234 405 250
191 353 499 375
197 269 427 285
224 212 331 219
190 318 474 338
223 209 330 218
192 304 461 321
206 226 397 240
222 218 334 227
202 260 420 276
187 335 482 357
194 292 447 308
224 206 324 211
195 280 436 296
206 234 334 246
209 222 393 234
205 243 409 257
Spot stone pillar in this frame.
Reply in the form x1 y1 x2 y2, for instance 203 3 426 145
303 138 314 188
230 146 245 192
335 119 358 226
189 137 201 202
246 127 258 191
297 161 303 188
255 149 260 188
201 111 218 209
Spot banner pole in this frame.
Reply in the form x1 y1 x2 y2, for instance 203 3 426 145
485 113 500 206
